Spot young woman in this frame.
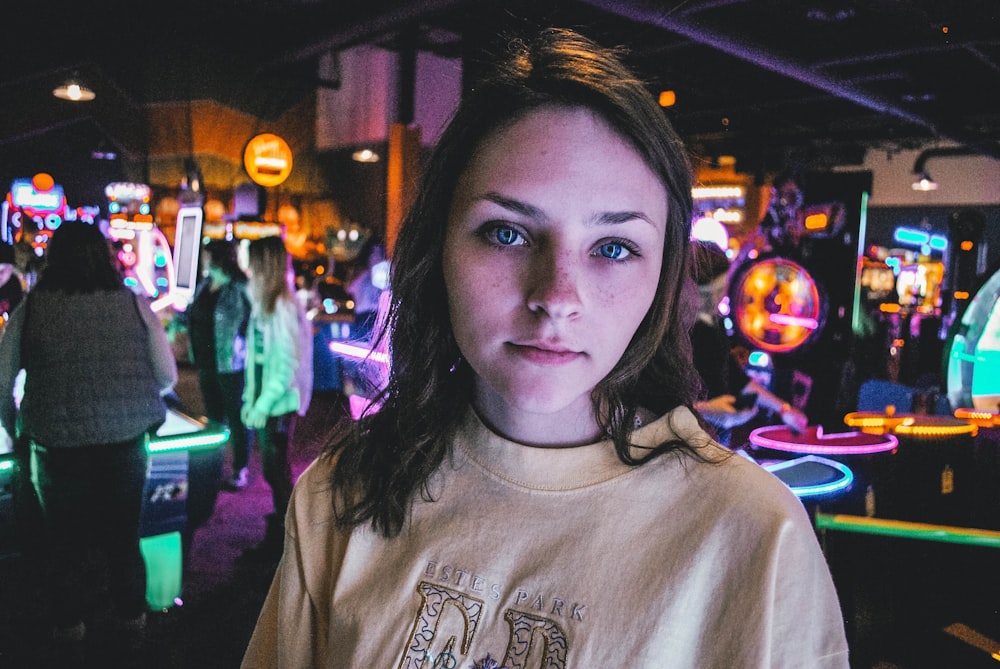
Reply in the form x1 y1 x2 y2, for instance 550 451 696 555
0 221 177 656
242 29 848 668
241 236 313 560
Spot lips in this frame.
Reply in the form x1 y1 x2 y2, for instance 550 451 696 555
507 341 583 365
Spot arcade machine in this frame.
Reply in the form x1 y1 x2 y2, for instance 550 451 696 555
2 173 100 289
946 264 1000 412
727 171 872 430
104 182 178 312
691 182 747 255
858 224 950 388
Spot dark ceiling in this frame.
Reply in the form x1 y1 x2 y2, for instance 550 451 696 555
4 0 1000 190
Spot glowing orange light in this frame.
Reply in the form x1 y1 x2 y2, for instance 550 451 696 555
892 338 905 347
955 408 1000 427
954 291 970 300
895 422 976 438
961 240 974 251
315 265 325 275
879 303 901 313
658 90 676 107
32 172 55 192
804 213 828 230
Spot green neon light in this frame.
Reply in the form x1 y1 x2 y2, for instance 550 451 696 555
851 190 870 336
815 512 1000 549
140 531 182 610
0 459 13 472
147 429 229 453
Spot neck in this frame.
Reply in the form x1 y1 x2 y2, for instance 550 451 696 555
471 387 603 448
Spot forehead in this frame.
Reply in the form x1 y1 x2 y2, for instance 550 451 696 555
453 106 668 217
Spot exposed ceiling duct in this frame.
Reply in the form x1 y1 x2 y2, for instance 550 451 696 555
576 0 1000 160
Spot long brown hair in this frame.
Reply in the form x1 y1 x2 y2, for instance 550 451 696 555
326 27 702 537
247 236 292 315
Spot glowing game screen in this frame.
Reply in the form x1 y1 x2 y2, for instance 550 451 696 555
731 257 824 353
947 265 1000 411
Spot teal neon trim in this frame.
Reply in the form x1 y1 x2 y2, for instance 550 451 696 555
147 428 229 453
815 512 1000 549
852 190 869 336
765 456 854 498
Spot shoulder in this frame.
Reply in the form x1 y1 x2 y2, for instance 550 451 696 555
640 408 807 521
287 455 341 533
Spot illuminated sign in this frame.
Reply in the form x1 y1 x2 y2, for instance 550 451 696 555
234 221 283 239
8 173 66 218
243 133 293 187
893 226 948 253
1 174 93 242
106 181 153 221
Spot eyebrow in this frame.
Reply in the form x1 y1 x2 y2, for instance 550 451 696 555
479 191 658 228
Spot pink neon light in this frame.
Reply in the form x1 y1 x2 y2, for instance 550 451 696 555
328 341 390 365
749 424 898 455
768 313 819 329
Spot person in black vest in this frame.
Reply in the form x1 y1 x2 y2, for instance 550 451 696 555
0 221 177 662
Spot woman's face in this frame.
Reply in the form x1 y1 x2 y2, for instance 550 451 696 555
443 106 668 444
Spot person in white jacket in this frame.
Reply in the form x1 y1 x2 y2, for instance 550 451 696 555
241 235 313 561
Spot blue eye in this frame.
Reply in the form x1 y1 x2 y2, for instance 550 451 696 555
493 226 523 246
597 242 628 259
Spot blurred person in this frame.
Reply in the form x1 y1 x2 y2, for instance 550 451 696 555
172 240 252 491
346 240 386 342
241 236 313 562
241 28 846 667
0 220 177 659
0 241 25 321
733 169 806 270
691 239 808 446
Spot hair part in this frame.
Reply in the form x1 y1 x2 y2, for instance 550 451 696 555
247 236 292 314
327 27 705 537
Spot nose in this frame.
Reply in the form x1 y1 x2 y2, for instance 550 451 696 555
525 246 583 321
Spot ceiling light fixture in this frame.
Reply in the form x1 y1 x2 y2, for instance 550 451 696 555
352 149 379 163
911 145 996 192
911 171 938 191
53 77 96 102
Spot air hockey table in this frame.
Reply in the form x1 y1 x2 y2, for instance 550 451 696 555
746 424 897 514
0 402 229 610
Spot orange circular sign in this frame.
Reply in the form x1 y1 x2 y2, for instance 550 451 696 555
243 133 293 187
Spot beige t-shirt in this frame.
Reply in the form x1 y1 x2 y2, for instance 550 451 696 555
242 406 849 668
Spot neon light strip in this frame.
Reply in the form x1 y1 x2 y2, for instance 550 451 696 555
894 227 930 246
893 422 977 437
147 428 230 453
851 191 869 336
815 512 1000 549
328 341 390 365
749 426 898 455
0 459 13 472
763 455 854 498
768 313 819 329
